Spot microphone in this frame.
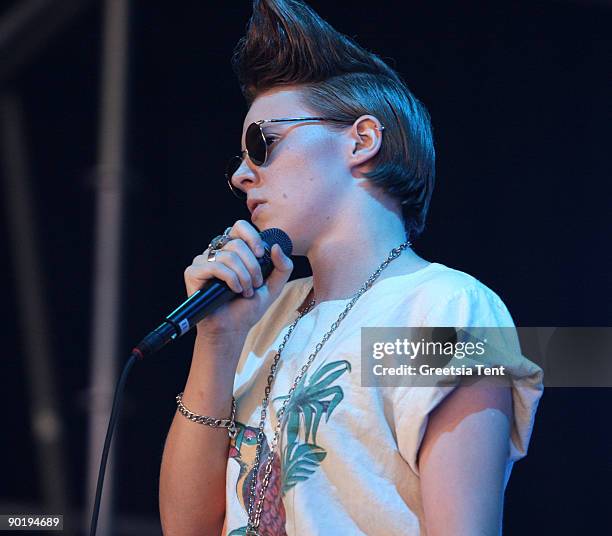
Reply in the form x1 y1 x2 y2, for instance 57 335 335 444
132 228 293 359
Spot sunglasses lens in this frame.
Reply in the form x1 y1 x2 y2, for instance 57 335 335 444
227 180 246 199
246 122 266 166
225 156 246 199
225 155 242 180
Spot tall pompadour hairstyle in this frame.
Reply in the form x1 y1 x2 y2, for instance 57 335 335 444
232 0 435 239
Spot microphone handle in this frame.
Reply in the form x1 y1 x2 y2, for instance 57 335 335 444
132 247 274 359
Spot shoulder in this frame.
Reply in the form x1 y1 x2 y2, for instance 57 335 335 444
412 262 503 301
394 263 515 327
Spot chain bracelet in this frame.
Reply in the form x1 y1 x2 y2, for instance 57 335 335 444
176 392 238 439
246 240 411 533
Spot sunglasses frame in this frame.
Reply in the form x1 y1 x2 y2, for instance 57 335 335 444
225 116 375 199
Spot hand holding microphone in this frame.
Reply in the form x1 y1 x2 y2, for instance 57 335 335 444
133 221 294 358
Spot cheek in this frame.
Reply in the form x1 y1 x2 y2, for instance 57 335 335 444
275 134 345 207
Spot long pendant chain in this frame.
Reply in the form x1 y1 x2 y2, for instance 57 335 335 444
245 241 411 535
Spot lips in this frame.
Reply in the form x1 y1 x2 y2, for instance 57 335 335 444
247 198 266 215
251 203 267 221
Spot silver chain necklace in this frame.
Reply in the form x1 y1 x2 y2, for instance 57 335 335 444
245 241 411 535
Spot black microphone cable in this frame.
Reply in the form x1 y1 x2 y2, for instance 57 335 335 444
89 352 137 536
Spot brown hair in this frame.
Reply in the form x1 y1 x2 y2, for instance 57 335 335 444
232 0 435 239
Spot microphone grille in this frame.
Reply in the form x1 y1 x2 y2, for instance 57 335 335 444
260 228 293 257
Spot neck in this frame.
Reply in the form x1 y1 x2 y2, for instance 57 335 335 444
304 207 427 304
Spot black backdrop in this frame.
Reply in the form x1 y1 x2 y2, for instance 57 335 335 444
1 1 610 534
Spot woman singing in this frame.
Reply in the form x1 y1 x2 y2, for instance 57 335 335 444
159 1 543 534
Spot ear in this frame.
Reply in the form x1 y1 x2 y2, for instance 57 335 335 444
347 115 384 170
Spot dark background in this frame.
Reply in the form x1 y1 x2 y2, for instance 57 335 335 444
1 0 610 534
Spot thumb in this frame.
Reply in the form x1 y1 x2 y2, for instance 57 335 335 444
264 243 294 297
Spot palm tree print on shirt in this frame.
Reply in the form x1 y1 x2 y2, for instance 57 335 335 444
229 359 351 536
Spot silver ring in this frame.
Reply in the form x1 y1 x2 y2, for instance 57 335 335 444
208 226 233 251
207 249 219 262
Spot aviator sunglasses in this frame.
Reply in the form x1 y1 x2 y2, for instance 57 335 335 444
225 117 359 199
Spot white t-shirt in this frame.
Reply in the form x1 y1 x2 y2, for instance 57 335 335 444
224 262 544 535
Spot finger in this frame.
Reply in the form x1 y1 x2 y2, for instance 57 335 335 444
223 239 264 288
211 250 255 295
184 260 244 294
192 253 208 266
231 220 266 258
264 243 294 297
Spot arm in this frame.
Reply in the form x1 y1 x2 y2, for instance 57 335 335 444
159 332 246 536
418 381 513 536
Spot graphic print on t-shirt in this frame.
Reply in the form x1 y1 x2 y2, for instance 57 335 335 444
229 359 351 536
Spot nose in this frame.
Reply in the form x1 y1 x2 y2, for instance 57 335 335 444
230 155 259 196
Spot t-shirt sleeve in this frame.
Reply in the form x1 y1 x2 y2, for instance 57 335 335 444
392 285 544 477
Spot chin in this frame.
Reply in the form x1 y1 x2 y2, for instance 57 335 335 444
251 218 273 233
